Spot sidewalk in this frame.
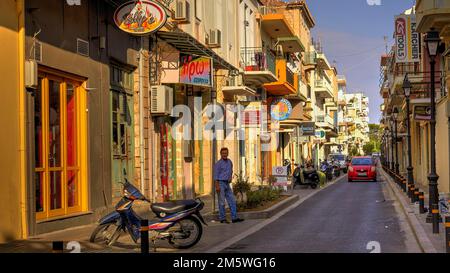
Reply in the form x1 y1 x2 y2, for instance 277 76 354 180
0 177 342 253
379 167 447 253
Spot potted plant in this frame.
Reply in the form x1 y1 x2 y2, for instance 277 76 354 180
232 172 251 204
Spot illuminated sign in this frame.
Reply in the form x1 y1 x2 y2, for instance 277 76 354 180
179 54 212 87
114 1 167 35
270 98 292 121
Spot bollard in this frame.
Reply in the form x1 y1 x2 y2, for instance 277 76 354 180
140 219 149 254
419 192 426 214
432 204 440 234
414 190 420 203
408 185 414 201
445 216 450 253
52 241 64 253
402 179 407 192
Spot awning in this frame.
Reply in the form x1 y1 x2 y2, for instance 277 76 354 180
222 86 257 97
157 30 238 72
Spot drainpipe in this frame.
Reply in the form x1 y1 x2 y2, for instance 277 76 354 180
139 37 145 194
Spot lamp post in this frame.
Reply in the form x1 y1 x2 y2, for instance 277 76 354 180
403 74 415 203
424 29 441 233
390 120 395 171
392 107 400 174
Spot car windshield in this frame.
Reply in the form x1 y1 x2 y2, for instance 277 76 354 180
351 158 373 166
332 155 345 161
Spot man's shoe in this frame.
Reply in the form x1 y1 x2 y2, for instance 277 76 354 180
220 220 230 224
232 218 244 223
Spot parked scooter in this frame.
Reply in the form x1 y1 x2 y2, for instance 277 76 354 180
332 160 341 177
90 173 207 249
320 160 334 181
283 159 292 176
292 163 319 189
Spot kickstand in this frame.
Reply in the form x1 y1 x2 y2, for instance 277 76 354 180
152 240 157 252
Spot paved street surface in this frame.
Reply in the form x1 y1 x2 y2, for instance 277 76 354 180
0 168 424 253
221 171 417 253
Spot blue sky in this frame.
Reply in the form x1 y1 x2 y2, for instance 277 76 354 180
305 0 416 123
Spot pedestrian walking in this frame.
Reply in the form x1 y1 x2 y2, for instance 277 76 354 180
214 147 244 224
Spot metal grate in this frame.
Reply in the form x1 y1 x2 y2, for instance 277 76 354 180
77 38 89 57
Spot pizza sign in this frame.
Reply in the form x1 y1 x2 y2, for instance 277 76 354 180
114 1 167 35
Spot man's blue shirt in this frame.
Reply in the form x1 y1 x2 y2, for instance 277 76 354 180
214 158 233 181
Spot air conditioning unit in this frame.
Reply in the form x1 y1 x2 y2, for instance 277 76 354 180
25 60 38 89
174 0 190 22
228 74 243 86
207 29 221 48
151 85 173 115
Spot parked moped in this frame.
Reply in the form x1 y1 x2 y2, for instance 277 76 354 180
292 164 319 189
90 175 207 249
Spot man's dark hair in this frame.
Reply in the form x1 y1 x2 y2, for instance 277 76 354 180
220 147 229 153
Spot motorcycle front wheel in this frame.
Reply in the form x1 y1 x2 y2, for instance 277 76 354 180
168 216 203 249
89 222 122 247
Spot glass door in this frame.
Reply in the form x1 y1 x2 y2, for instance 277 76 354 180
35 72 85 221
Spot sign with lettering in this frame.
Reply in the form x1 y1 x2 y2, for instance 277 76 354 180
414 105 431 121
179 54 212 87
395 15 420 63
299 122 316 136
270 98 292 121
114 1 167 35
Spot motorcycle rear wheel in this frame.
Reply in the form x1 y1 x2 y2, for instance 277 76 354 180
168 216 203 249
89 222 122 247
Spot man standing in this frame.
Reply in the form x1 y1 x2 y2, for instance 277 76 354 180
214 148 244 224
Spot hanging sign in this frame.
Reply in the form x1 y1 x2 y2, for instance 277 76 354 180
179 54 213 87
114 1 168 35
270 98 292 121
299 122 316 136
395 14 420 63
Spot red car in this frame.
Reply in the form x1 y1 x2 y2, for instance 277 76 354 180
348 156 377 182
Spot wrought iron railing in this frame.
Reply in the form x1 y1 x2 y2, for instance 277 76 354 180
240 47 276 76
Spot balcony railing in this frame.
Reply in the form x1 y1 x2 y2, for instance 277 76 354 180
315 78 333 92
303 52 317 65
240 47 276 76
286 66 295 87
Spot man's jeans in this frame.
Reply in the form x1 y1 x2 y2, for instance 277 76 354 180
218 180 237 221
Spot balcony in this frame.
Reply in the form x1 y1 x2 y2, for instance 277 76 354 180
240 47 278 86
314 77 334 98
303 51 317 67
263 58 297 96
316 113 335 130
416 0 450 34
316 52 332 71
260 6 296 39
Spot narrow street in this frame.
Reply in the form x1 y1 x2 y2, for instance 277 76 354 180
221 168 417 253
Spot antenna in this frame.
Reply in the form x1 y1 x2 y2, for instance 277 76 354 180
383 36 388 54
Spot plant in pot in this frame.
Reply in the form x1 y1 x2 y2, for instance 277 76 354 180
232 172 251 205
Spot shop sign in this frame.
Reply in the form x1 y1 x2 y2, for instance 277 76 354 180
395 15 420 63
299 122 315 136
179 54 212 87
315 129 326 140
114 1 168 35
270 98 292 121
272 166 289 187
414 105 431 121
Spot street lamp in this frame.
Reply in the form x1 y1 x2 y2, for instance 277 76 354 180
403 74 415 203
424 29 441 233
392 107 400 174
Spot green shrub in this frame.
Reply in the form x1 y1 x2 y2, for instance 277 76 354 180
242 187 282 209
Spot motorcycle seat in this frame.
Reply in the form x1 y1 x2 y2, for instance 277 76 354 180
303 170 316 175
151 200 198 215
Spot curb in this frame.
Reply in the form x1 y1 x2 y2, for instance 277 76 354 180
204 194 300 221
380 168 438 253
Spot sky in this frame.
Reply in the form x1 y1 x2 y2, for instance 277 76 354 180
304 0 416 124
